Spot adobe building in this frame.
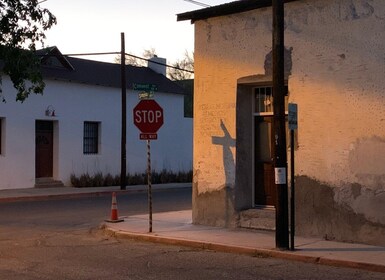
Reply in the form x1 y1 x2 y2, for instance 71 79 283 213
178 0 385 246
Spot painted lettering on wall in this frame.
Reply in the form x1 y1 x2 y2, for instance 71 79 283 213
197 103 236 138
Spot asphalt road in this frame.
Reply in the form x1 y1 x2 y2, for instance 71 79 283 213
0 188 192 229
0 188 384 279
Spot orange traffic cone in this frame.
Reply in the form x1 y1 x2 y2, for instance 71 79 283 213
105 192 124 223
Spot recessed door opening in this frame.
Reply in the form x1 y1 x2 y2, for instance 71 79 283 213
35 120 54 178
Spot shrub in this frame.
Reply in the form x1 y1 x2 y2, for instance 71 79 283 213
127 172 146 185
78 173 92 188
103 173 116 187
112 174 121 186
70 173 80 187
92 172 104 187
71 170 192 188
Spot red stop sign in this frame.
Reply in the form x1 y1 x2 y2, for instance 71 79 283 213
133 100 164 134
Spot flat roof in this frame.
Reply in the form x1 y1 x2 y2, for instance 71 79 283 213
177 0 299 23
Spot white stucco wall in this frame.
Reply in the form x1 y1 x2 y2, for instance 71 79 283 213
0 77 192 189
192 0 385 243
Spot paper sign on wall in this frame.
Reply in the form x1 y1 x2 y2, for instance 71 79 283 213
275 168 287 184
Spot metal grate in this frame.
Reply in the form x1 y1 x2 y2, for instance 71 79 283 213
254 86 289 114
255 87 273 113
83 122 99 154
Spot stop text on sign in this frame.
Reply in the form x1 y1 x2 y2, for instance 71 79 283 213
134 110 162 124
133 99 164 139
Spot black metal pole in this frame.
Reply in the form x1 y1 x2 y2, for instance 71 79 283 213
290 129 295 251
272 0 289 250
120 32 127 190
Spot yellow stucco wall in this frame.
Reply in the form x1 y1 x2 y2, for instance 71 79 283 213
285 0 385 228
194 9 271 192
192 0 385 244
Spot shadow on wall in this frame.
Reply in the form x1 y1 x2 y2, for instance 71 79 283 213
211 119 236 226
212 120 236 187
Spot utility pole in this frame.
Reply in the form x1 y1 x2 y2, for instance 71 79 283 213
120 32 127 190
272 0 289 249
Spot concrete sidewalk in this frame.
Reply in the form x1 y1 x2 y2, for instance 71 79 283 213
104 210 385 273
0 183 191 203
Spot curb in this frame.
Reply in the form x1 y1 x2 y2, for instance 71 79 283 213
0 191 119 203
102 226 385 273
0 185 191 203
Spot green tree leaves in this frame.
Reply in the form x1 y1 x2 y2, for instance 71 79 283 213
0 0 56 102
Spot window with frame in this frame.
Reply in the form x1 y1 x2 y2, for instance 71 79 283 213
254 86 289 115
83 121 100 154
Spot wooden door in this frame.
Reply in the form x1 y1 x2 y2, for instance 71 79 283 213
254 116 277 206
35 121 53 178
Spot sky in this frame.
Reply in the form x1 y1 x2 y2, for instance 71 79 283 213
40 0 233 64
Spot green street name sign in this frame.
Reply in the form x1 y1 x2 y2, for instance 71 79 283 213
133 83 158 92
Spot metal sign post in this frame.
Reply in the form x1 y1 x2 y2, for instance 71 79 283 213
132 94 163 233
147 139 152 233
288 103 298 251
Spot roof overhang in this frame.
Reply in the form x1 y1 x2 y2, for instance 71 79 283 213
177 0 299 23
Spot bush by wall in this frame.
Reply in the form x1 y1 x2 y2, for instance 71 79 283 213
70 169 192 188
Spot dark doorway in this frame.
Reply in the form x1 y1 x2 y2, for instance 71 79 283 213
235 80 288 210
35 121 53 178
254 116 277 206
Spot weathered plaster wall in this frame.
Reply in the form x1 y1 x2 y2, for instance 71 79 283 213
193 0 385 245
296 176 385 245
193 6 274 226
286 0 385 245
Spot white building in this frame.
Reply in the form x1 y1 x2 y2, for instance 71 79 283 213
0 47 192 189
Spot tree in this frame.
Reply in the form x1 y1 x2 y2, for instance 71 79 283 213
168 51 194 81
115 48 157 67
0 0 56 102
115 49 194 81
